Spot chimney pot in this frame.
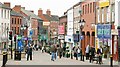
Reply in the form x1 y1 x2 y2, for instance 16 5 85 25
21 7 25 9
38 8 43 16
29 10 34 13
46 9 51 16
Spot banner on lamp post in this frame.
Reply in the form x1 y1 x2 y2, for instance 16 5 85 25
58 25 65 35
103 24 111 39
97 24 103 39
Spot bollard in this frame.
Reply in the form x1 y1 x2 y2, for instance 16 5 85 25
110 56 113 67
2 51 7 67
71 52 73 59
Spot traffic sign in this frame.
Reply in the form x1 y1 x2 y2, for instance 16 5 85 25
80 35 84 40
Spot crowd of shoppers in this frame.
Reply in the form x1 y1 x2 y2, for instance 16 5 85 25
24 42 104 65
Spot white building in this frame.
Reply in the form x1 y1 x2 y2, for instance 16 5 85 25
65 7 74 52
0 2 11 50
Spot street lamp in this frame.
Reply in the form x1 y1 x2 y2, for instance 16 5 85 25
79 19 85 61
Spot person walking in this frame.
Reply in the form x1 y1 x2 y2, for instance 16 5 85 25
58 46 63 58
26 45 33 61
96 46 103 64
85 45 90 60
91 46 95 63
74 47 78 60
77 47 81 60
50 45 56 61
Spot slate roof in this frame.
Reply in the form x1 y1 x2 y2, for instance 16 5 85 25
21 8 42 20
43 14 59 21
10 10 23 17
0 2 11 9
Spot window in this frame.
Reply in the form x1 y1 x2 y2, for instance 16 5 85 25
106 6 110 22
15 18 16 24
12 27 13 30
12 18 14 24
1 9 3 18
90 3 92 13
83 6 84 15
101 8 104 23
18 18 19 24
112 4 115 22
5 10 6 19
93 2 95 12
85 5 87 14
88 4 89 13
1 23 3 32
15 27 16 34
20 19 22 24
18 27 19 34
5 23 6 30
8 10 9 19
97 9 100 23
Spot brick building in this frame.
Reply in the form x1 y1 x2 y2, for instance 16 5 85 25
81 1 96 55
13 5 42 45
10 10 22 36
38 9 59 44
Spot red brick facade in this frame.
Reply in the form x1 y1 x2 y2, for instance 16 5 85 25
81 1 96 55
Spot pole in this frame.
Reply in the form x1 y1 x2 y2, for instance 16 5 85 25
11 41 13 59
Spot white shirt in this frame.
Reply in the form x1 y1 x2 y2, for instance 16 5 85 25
77 49 80 53
85 45 89 53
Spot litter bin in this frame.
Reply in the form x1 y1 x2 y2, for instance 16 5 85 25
2 51 8 67
14 50 21 60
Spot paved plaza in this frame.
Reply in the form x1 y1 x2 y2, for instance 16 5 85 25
4 50 118 65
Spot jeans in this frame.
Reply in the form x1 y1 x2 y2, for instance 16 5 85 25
51 52 55 61
27 53 32 61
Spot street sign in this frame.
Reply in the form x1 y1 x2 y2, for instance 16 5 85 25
80 35 84 40
29 30 33 36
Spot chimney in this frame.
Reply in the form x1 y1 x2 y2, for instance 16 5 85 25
29 10 34 13
46 9 51 16
4 2 10 7
21 7 25 9
12 5 21 13
38 8 43 16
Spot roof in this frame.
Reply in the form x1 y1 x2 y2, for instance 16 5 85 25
0 2 11 9
43 14 59 21
10 10 23 17
21 8 42 20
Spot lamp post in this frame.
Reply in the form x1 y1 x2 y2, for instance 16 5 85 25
79 19 85 61
20 25 27 50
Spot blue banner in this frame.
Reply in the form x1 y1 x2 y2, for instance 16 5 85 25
17 40 23 51
103 24 111 39
97 24 103 39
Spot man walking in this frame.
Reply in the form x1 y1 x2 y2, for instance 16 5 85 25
86 45 90 60
50 45 56 61
26 45 33 61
